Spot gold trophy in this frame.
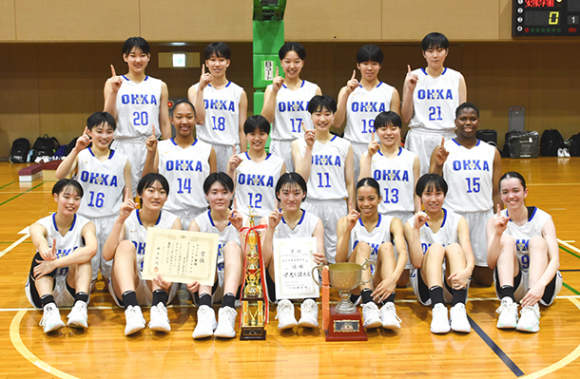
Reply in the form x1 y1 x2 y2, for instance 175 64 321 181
240 207 267 340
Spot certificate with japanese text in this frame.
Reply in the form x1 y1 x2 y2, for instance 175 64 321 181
273 237 318 299
142 228 219 286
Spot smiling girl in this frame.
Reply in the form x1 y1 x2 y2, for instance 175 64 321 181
25 179 97 333
261 42 322 172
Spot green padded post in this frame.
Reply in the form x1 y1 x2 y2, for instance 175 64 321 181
253 1 286 151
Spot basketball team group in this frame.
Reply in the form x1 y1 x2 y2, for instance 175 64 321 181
25 32 562 340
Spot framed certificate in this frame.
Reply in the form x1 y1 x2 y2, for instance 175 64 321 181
142 228 219 286
273 237 319 299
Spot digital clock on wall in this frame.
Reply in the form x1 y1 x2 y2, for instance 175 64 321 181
513 0 580 36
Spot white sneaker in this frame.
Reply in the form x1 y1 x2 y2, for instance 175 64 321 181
214 307 237 338
517 303 540 333
192 305 217 339
557 148 564 157
276 299 298 330
564 148 571 158
149 303 171 332
380 302 401 330
40 303 65 333
298 299 319 328
450 303 471 333
67 301 88 329
124 305 146 336
430 303 450 334
496 297 518 329
361 302 382 329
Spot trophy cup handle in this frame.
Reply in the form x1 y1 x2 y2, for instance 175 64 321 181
359 259 376 285
312 264 325 287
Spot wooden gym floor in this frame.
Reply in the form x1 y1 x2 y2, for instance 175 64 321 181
0 158 579 379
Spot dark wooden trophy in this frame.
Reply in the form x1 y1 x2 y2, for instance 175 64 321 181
313 260 375 342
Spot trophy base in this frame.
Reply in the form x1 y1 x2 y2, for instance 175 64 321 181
240 327 267 341
325 306 367 342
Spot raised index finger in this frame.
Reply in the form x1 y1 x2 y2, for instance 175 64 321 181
407 64 412 74
371 131 375 141
201 63 205 75
351 70 356 80
110 64 116 77
496 203 502 217
152 124 156 137
275 66 279 77
441 137 445 146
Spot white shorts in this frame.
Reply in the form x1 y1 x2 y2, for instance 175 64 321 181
109 277 179 307
204 142 240 173
25 275 76 310
303 198 347 264
90 214 117 281
455 208 494 267
384 210 414 270
269 139 293 173
350 141 367 182
405 129 456 176
111 139 147 197
494 267 562 306
170 207 207 231
410 267 471 306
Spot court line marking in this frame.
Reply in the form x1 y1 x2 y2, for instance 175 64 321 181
0 227 30 259
10 310 80 379
518 298 580 379
527 183 580 186
558 239 580 253
468 315 525 377
0 181 15 190
0 182 44 207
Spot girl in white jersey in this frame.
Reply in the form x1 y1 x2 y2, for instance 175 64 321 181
336 178 407 330
56 112 132 289
260 173 325 331
261 42 322 172
103 173 181 336
227 115 286 219
26 179 97 333
360 111 421 286
292 95 355 264
142 100 217 230
430 103 502 287
486 172 561 333
104 37 171 195
188 42 248 172
189 173 245 340
403 174 474 334
402 32 467 176
335 45 401 180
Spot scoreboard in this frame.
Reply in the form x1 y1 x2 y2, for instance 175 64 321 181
513 0 580 36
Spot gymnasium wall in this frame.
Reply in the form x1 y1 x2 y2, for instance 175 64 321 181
0 0 579 157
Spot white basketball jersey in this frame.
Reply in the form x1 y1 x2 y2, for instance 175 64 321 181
194 81 243 146
75 148 127 218
115 76 162 140
443 139 495 212
124 209 178 273
194 210 241 275
344 82 395 144
349 214 393 262
235 152 284 219
297 136 350 200
157 139 211 212
502 207 551 274
36 214 91 277
269 80 318 140
366 147 417 214
408 68 461 132
407 208 461 256
273 209 320 239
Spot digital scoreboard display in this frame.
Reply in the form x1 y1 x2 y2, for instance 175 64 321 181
513 0 580 36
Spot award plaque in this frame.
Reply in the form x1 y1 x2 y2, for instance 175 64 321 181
313 260 376 342
142 228 219 285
